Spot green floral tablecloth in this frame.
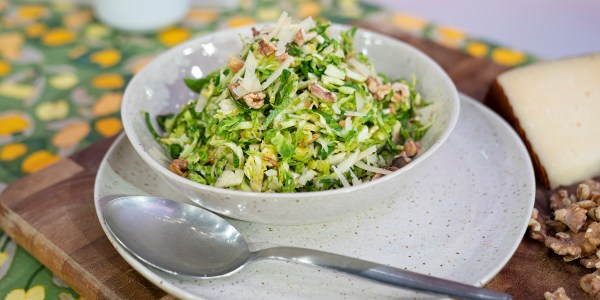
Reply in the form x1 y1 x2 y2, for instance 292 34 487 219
0 0 536 298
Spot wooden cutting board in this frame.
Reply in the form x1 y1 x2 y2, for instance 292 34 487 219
0 22 589 300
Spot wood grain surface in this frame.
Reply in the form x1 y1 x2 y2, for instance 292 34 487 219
0 22 589 300
0 136 176 300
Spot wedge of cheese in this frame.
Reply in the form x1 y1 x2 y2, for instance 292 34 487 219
486 53 600 188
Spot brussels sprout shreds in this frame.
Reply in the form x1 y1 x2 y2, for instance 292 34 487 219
145 111 160 139
156 12 430 192
184 77 211 93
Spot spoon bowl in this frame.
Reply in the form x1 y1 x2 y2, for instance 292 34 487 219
104 196 251 277
103 196 511 300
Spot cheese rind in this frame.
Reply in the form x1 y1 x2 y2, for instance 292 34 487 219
490 53 600 188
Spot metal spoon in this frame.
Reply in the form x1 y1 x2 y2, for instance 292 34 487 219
103 196 511 300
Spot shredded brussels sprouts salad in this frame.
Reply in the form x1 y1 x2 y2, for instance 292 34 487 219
149 12 432 193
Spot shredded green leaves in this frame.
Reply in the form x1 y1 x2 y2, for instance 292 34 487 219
155 13 431 192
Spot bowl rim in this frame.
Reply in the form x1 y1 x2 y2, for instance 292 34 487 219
121 23 460 199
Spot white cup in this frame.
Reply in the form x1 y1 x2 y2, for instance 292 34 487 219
93 0 191 32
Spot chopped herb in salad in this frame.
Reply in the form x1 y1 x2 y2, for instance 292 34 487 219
152 12 432 193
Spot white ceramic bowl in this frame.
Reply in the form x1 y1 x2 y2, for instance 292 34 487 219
121 24 460 225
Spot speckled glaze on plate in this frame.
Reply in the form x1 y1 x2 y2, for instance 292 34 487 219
94 94 535 299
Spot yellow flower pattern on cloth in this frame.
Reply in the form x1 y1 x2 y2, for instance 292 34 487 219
0 112 32 137
62 10 92 29
84 24 111 40
0 83 35 100
51 121 90 149
298 1 321 18
95 117 122 137
0 60 11 77
25 23 47 38
0 0 537 299
21 150 60 174
185 8 218 25
41 28 75 46
17 5 48 21
226 15 255 28
256 7 281 21
35 100 69 121
492 47 527 66
432 26 466 48
466 41 489 58
49 73 78 90
0 143 27 161
5 286 45 300
89 49 122 68
391 13 427 34
0 33 24 60
91 73 124 89
158 27 191 47
92 93 121 116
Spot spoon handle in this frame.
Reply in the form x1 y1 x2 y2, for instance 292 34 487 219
251 247 511 300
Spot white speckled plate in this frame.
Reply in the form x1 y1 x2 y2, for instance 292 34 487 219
94 94 535 299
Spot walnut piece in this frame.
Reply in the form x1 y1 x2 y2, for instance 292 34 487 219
586 222 600 246
228 57 244 73
578 183 592 201
550 189 571 210
589 207 600 222
580 256 600 269
528 208 548 242
294 29 305 46
388 103 396 115
545 232 581 257
580 271 600 298
578 200 597 210
262 155 279 167
573 231 597 258
391 82 410 103
593 192 600 203
391 82 410 97
546 219 568 233
583 179 600 191
372 166 399 180
258 39 277 56
366 76 379 94
390 152 411 169
528 208 542 232
298 133 319 147
554 204 587 233
276 52 288 63
544 287 571 300
169 159 188 177
309 83 337 102
228 82 244 99
375 84 392 101
242 92 265 109
403 140 420 157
